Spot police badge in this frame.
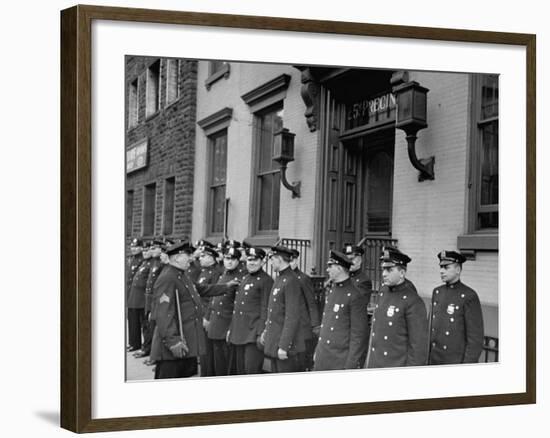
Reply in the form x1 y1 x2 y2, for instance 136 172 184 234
447 304 456 315
387 305 395 317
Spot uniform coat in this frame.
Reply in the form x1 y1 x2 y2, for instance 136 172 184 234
186 259 201 283
144 258 164 313
293 268 321 336
314 278 369 370
127 259 151 309
428 280 484 364
194 263 223 312
367 279 428 368
350 268 373 300
150 265 206 361
228 269 273 345
193 262 223 376
263 267 305 358
206 267 247 340
126 254 143 300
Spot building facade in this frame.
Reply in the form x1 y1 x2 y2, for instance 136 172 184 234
125 56 198 242
192 61 498 347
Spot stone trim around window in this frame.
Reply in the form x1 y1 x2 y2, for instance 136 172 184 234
457 232 498 259
241 74 291 113
197 107 233 137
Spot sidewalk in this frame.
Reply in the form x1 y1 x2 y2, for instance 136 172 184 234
126 350 155 381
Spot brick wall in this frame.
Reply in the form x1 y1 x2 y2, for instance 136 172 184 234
125 56 197 242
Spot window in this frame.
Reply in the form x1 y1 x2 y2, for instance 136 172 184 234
471 74 499 231
128 78 138 128
208 130 228 235
146 60 160 117
163 177 175 235
205 61 230 90
209 61 227 76
143 183 156 236
126 189 134 236
254 104 283 233
166 59 179 105
458 74 499 252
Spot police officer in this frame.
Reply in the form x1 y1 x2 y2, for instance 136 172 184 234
343 244 373 299
313 250 369 371
366 247 428 368
149 241 205 379
225 239 248 276
127 241 152 352
186 241 201 283
194 243 223 376
228 247 274 374
137 238 165 359
289 249 320 371
343 244 373 366
428 250 484 365
126 238 144 300
205 247 247 376
261 246 305 373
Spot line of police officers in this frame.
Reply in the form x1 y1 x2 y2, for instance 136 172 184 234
126 237 485 379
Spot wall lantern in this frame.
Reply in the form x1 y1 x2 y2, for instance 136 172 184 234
272 128 301 198
393 81 435 181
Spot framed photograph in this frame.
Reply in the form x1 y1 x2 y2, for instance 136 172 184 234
60 4 536 433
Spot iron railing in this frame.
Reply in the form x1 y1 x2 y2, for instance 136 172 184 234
360 235 398 291
261 238 311 278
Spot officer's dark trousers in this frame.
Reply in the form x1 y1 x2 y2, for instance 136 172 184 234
141 317 155 355
154 358 197 379
211 339 230 376
233 343 264 375
127 308 144 349
270 355 299 373
200 333 215 377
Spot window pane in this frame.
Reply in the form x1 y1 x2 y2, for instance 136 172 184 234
259 174 273 231
256 105 282 233
128 79 138 128
163 178 175 235
146 60 160 117
143 183 156 236
480 120 499 206
126 190 134 236
166 59 179 104
481 75 499 119
211 132 227 185
258 112 274 172
478 212 498 229
211 186 226 234
272 172 281 230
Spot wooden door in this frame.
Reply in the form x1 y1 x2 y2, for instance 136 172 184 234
322 90 360 262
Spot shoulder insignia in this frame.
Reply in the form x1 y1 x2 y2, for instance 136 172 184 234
159 293 170 304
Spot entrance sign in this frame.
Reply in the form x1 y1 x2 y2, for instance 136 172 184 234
345 92 396 131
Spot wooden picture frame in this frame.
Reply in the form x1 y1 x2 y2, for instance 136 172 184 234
60 4 536 433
